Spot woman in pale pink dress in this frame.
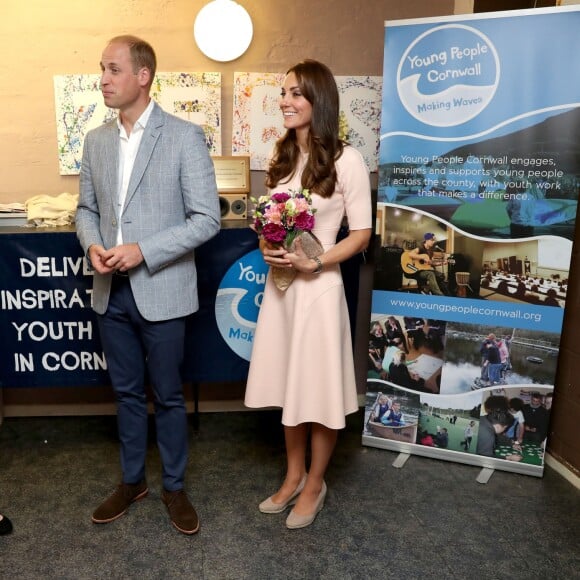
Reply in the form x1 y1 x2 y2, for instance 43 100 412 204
245 60 372 529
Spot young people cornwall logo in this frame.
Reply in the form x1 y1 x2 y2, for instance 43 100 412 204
397 24 500 127
215 249 268 361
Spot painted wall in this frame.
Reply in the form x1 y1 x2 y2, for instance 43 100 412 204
0 0 455 202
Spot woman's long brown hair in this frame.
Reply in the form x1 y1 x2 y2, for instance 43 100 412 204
265 60 344 198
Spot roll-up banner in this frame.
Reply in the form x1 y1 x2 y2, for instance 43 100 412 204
363 6 580 477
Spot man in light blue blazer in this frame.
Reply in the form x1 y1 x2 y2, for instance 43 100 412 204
76 35 220 535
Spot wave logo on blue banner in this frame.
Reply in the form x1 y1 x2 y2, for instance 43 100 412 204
397 24 500 127
215 249 268 361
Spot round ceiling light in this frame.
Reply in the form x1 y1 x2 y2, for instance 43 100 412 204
194 0 253 62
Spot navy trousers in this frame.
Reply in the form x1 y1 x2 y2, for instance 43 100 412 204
97 275 188 492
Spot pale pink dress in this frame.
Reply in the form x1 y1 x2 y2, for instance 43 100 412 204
244 146 372 429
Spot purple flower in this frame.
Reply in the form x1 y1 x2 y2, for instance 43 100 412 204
271 192 290 203
262 222 287 244
294 212 315 231
253 217 263 232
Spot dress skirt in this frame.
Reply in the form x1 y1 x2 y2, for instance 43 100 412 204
244 264 359 429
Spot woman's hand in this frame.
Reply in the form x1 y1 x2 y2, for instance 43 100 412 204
259 238 292 268
283 237 319 274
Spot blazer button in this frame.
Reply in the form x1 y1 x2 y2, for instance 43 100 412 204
112 219 117 226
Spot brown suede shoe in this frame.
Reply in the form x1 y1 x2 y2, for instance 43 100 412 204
161 489 199 535
92 481 149 524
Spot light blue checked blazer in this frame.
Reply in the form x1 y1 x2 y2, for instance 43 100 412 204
76 102 220 321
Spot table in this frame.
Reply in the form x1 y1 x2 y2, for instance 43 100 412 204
494 442 544 466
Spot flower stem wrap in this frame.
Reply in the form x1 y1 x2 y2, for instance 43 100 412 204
271 231 324 291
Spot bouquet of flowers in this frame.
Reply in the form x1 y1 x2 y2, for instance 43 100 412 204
251 188 323 290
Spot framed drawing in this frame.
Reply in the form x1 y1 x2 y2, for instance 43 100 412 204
54 72 222 175
232 72 382 172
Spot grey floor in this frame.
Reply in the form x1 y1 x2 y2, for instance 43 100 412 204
0 409 578 580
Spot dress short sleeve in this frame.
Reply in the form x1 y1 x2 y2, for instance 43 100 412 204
337 146 373 231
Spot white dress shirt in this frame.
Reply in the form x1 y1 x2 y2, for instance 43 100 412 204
116 98 154 245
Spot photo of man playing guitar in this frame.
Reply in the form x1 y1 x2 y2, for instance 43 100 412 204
401 233 451 295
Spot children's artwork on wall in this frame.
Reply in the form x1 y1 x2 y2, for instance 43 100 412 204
232 72 285 171
336 76 382 172
54 72 222 175
232 72 382 172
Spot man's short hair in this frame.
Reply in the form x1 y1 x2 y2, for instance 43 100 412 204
108 35 156 86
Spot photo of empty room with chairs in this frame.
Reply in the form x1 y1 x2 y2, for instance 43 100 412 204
478 238 571 307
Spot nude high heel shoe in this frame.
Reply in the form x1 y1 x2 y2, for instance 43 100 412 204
285 481 327 529
258 475 307 514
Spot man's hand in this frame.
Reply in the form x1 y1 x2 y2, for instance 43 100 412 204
88 244 115 275
96 243 144 273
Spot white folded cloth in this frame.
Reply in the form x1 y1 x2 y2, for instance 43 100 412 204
25 192 79 227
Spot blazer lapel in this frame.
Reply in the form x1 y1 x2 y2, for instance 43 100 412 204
122 103 164 212
104 123 120 218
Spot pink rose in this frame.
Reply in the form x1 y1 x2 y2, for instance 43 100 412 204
294 198 310 213
264 206 282 224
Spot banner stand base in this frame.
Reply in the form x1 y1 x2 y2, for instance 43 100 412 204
392 452 410 469
476 467 495 484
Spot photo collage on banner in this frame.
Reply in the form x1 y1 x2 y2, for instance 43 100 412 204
363 7 580 476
